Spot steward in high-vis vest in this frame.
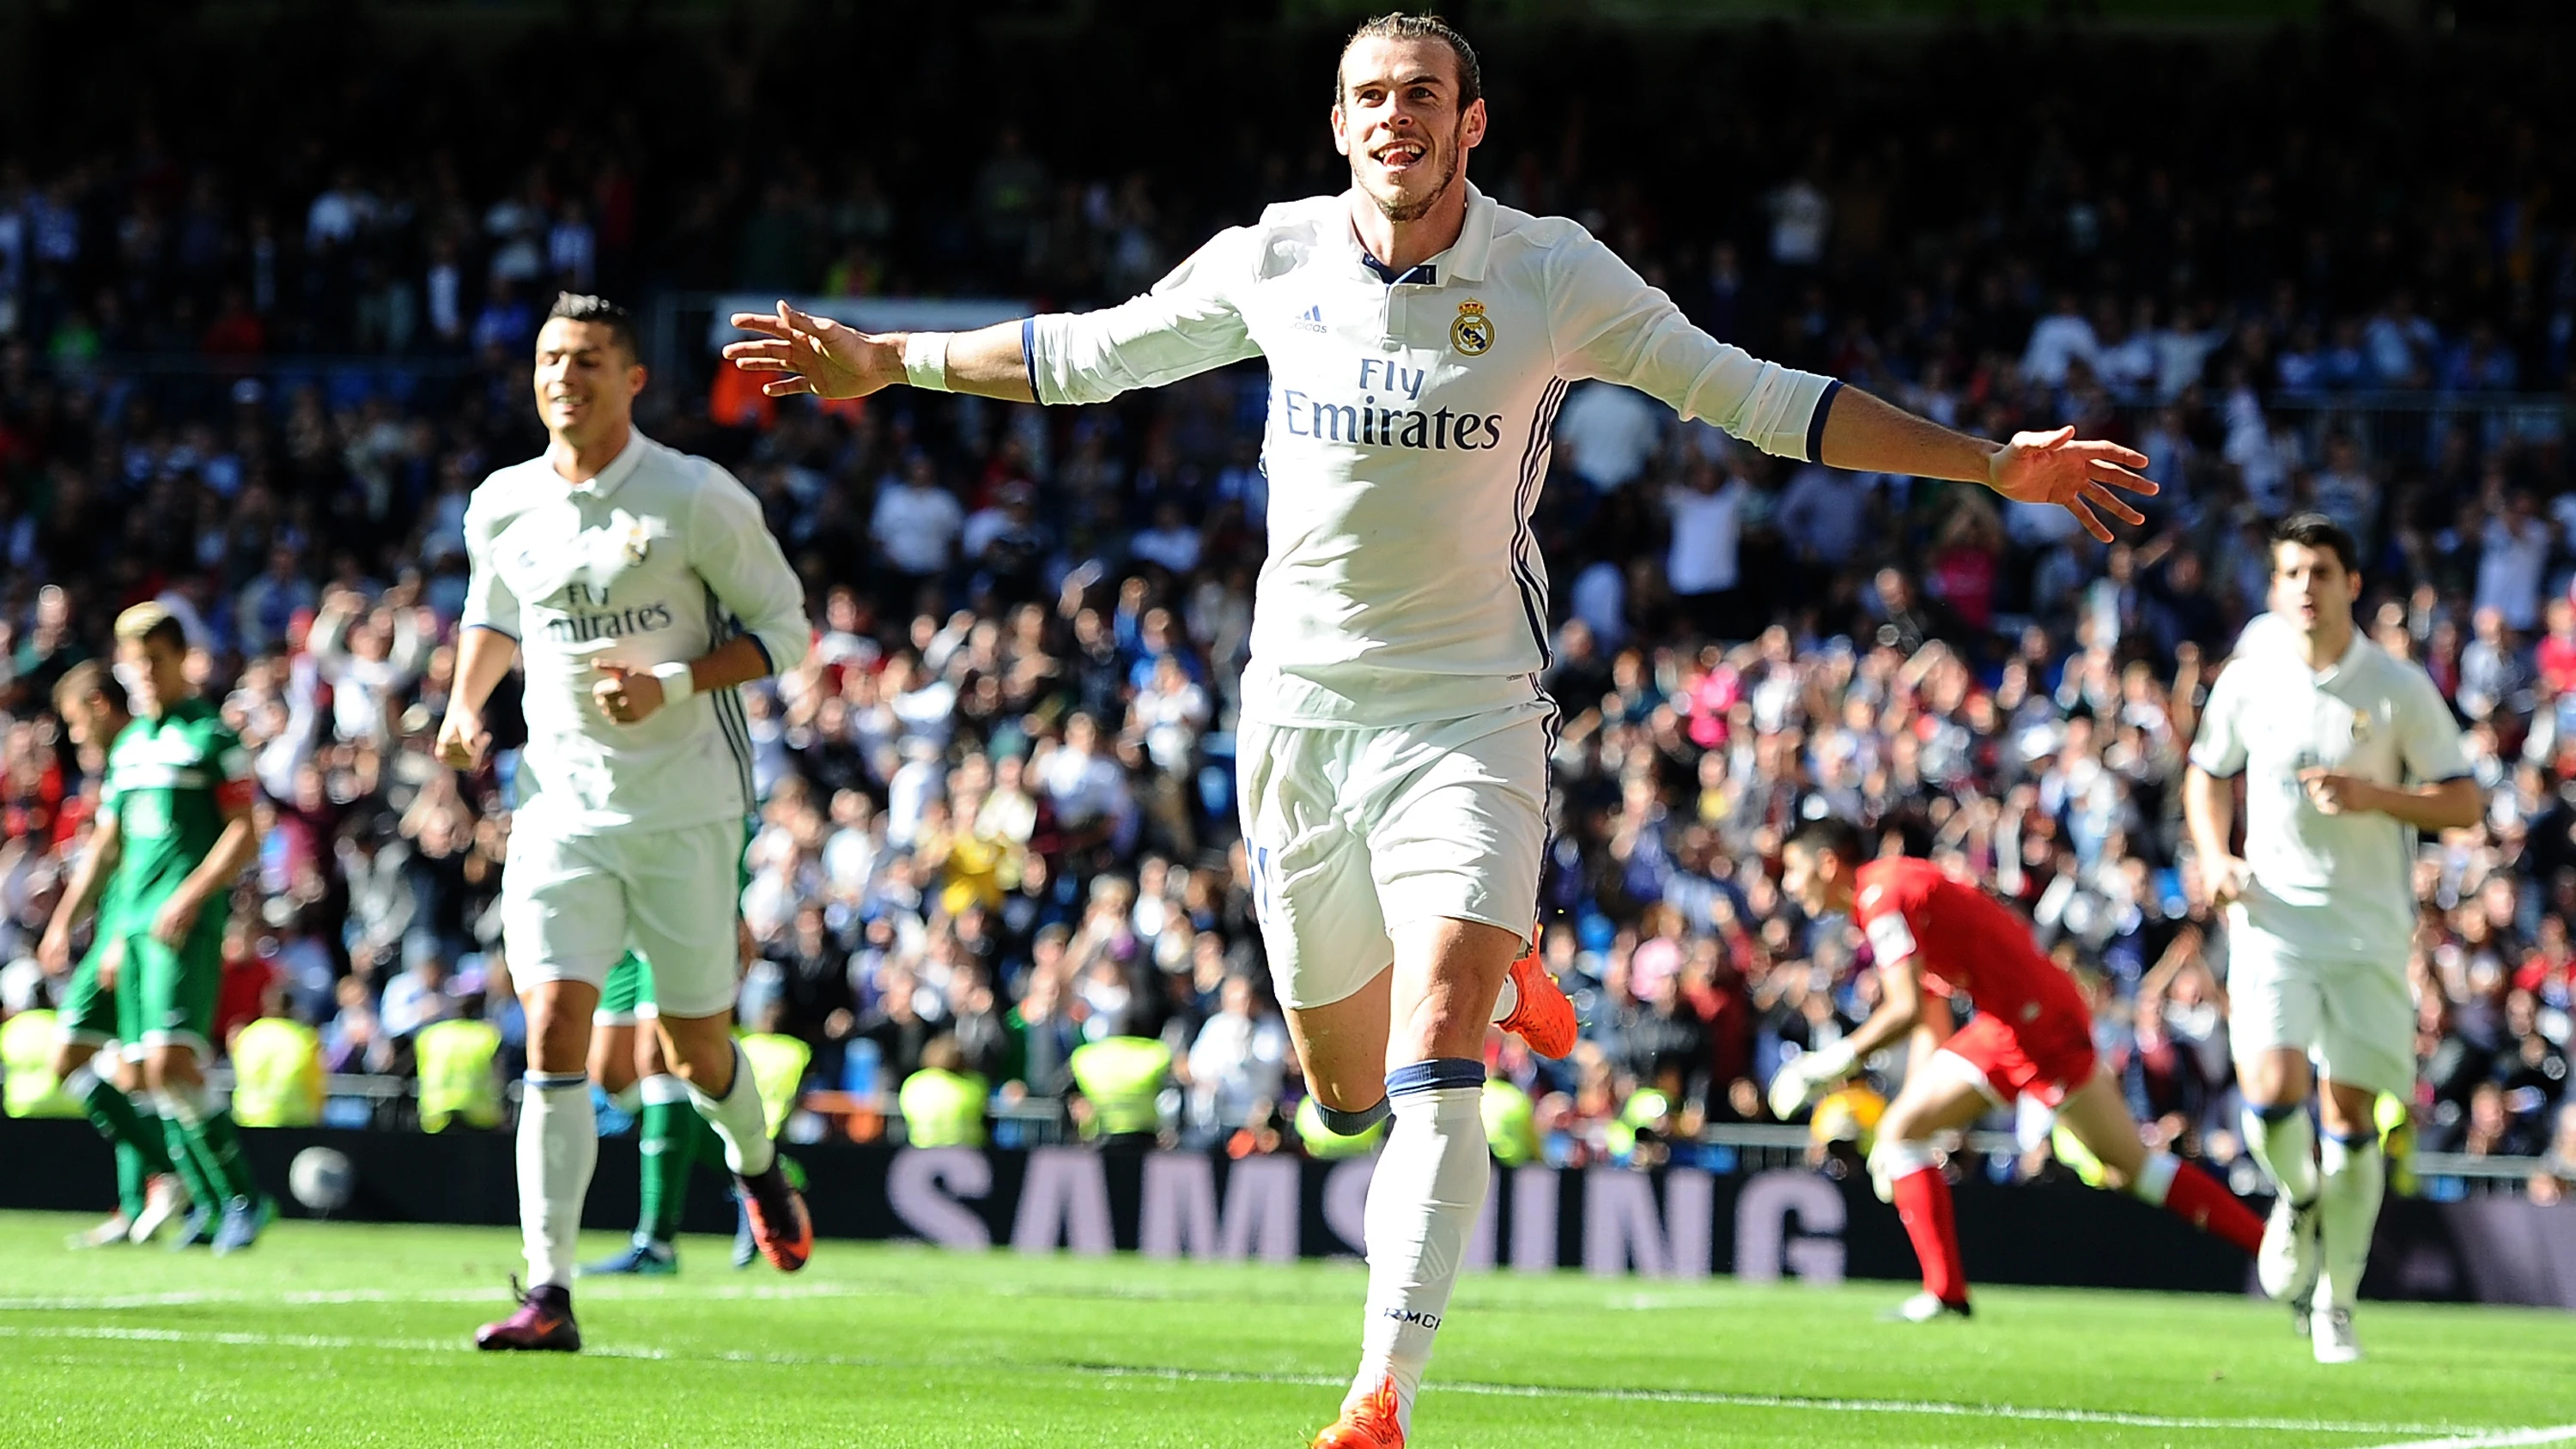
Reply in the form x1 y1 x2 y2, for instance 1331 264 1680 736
897 1034 987 1148
738 1031 811 1141
3 1009 82 1119
229 1017 323 1127
1069 1035 1170 1146
1296 1094 1387 1158
1480 1077 1540 1166
415 1018 502 1131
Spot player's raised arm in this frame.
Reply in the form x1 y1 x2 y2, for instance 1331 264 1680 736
726 227 1258 407
1549 233 2153 541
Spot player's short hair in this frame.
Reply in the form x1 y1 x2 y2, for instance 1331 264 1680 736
113 601 187 656
2272 511 2359 576
544 292 638 360
1786 815 1868 867
1338 12 1482 107
52 658 111 713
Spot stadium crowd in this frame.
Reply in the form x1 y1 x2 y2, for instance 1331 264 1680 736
0 8 2573 1189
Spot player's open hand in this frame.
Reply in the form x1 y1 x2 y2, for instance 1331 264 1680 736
150 892 202 949
723 301 898 400
1988 426 2156 543
593 664 665 725
435 706 489 772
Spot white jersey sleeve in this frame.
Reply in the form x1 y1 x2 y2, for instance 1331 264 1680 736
687 463 812 676
2393 664 2471 783
2188 656 2251 778
460 492 523 640
1026 227 1264 405
1547 228 1839 461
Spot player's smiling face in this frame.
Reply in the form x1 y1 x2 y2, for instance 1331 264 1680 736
532 318 645 445
1333 37 1485 223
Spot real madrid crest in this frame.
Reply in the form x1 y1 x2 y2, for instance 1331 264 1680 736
622 517 651 566
1450 298 1494 356
2349 706 2372 743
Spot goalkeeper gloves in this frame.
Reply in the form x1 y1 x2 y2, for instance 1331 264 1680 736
1766 1040 1859 1121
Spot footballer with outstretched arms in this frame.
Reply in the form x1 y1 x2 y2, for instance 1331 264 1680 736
726 15 2154 1445
2184 512 2479 1362
440 293 817 1352
1771 818 2265 1320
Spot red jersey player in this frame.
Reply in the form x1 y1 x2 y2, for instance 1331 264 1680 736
1770 818 2264 1320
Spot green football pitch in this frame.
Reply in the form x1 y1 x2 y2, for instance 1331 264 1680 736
1 1212 2569 1448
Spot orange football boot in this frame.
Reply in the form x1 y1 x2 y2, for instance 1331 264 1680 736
738 1164 814 1272
1310 1378 1405 1448
1496 946 1577 1058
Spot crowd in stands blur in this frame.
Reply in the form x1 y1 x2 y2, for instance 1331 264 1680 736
0 7 2573 1192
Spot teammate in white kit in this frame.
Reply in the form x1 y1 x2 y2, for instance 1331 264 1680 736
726 17 2153 1444
440 294 818 1352
2185 512 2479 1364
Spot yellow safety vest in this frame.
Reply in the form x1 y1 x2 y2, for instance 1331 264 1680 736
739 1033 811 1140
229 1017 323 1127
1069 1036 1170 1138
1481 1079 1540 1166
2 1010 82 1119
1295 1095 1387 1159
415 1019 502 1131
898 1068 988 1148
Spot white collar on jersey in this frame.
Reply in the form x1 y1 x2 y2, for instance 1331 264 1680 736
564 428 650 500
1343 182 1498 283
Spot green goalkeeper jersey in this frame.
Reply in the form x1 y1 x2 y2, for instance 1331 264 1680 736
99 698 254 925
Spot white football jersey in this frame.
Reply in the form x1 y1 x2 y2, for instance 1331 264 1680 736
2190 614 2470 962
462 432 811 833
1027 184 1839 726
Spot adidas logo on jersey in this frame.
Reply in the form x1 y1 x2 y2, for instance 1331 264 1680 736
1291 304 1326 332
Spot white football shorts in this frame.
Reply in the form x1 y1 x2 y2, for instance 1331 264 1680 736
2224 921 2415 1098
501 812 744 1021
1236 700 1551 1011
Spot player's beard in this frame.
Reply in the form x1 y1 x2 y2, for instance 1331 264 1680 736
1361 122 1466 223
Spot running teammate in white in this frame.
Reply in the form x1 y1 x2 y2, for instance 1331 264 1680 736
726 17 2153 1445
440 294 818 1353
2185 512 2479 1364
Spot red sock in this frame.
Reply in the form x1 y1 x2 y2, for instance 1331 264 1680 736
1891 1167 1970 1306
2160 1159 2265 1255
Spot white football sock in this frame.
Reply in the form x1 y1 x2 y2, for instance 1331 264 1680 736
2241 1102 2318 1204
2315 1132 2384 1313
517 1073 598 1290
1346 1059 1489 1436
687 1042 777 1177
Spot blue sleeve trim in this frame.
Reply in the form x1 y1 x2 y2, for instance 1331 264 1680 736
2427 772 2476 785
1806 378 1844 464
1021 317 1042 403
746 634 775 675
464 621 519 643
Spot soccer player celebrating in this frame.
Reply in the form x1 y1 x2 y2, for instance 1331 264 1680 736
39 606 270 1253
38 660 192 1249
2184 513 2478 1363
444 294 817 1352
1771 818 2264 1321
726 17 2150 1444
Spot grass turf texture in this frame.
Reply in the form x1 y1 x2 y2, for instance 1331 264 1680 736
0 1212 2568 1448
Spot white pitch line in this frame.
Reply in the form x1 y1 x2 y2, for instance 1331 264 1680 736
2346 1430 2576 1449
0 1321 2488 1440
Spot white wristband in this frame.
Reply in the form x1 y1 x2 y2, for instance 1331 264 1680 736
901 331 952 391
651 660 697 706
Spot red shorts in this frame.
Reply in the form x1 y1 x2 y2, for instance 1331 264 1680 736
1936 1008 2098 1108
